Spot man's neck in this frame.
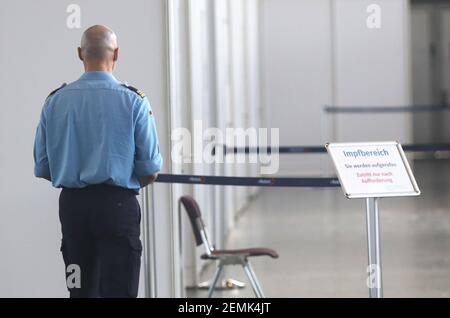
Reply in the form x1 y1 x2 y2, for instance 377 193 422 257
84 64 113 73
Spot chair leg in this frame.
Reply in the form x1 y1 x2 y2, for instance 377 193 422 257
207 263 224 298
243 261 265 298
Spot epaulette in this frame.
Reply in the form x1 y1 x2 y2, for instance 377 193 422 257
46 83 67 100
121 84 146 98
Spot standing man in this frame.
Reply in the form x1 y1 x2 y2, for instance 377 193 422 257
33 25 162 298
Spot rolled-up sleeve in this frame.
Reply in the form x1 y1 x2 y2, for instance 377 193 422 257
33 107 50 178
133 98 163 177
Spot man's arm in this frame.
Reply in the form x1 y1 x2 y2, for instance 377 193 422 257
34 106 52 183
134 97 163 188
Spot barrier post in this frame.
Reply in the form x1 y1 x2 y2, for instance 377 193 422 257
365 197 383 298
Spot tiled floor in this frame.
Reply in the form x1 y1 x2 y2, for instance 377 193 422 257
189 160 450 298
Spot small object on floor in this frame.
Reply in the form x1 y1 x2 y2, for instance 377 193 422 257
194 278 246 290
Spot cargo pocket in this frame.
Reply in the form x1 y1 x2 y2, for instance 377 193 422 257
128 236 142 297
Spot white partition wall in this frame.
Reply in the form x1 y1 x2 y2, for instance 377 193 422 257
0 0 177 297
260 0 412 176
213 0 234 246
245 0 263 197
177 0 262 288
229 0 249 214
183 0 218 288
260 0 334 176
333 0 412 144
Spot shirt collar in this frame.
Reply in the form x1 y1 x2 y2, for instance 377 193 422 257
79 71 118 82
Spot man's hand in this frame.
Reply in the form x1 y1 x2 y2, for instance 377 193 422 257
139 173 159 188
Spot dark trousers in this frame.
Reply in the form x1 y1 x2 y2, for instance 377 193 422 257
59 185 142 298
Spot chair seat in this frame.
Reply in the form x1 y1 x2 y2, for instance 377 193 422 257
201 247 279 260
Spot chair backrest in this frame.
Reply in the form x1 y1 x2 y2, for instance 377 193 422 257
179 195 213 253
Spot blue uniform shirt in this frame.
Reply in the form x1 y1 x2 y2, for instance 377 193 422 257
34 71 163 191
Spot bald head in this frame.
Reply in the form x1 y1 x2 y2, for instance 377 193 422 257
78 25 118 71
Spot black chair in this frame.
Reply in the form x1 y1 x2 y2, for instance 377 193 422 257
179 195 279 298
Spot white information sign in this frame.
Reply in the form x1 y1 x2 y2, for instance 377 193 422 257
326 141 420 198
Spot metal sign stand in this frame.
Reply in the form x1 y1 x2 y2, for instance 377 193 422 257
365 197 383 298
327 142 421 298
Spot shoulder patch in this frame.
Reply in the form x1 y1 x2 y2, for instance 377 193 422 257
122 84 146 98
46 83 67 100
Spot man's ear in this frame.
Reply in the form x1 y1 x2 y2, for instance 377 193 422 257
77 47 84 61
113 47 119 62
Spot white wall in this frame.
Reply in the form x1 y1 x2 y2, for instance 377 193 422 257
0 0 171 297
334 0 412 144
260 0 412 176
260 0 333 176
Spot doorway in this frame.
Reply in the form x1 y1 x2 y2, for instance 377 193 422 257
410 0 450 144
